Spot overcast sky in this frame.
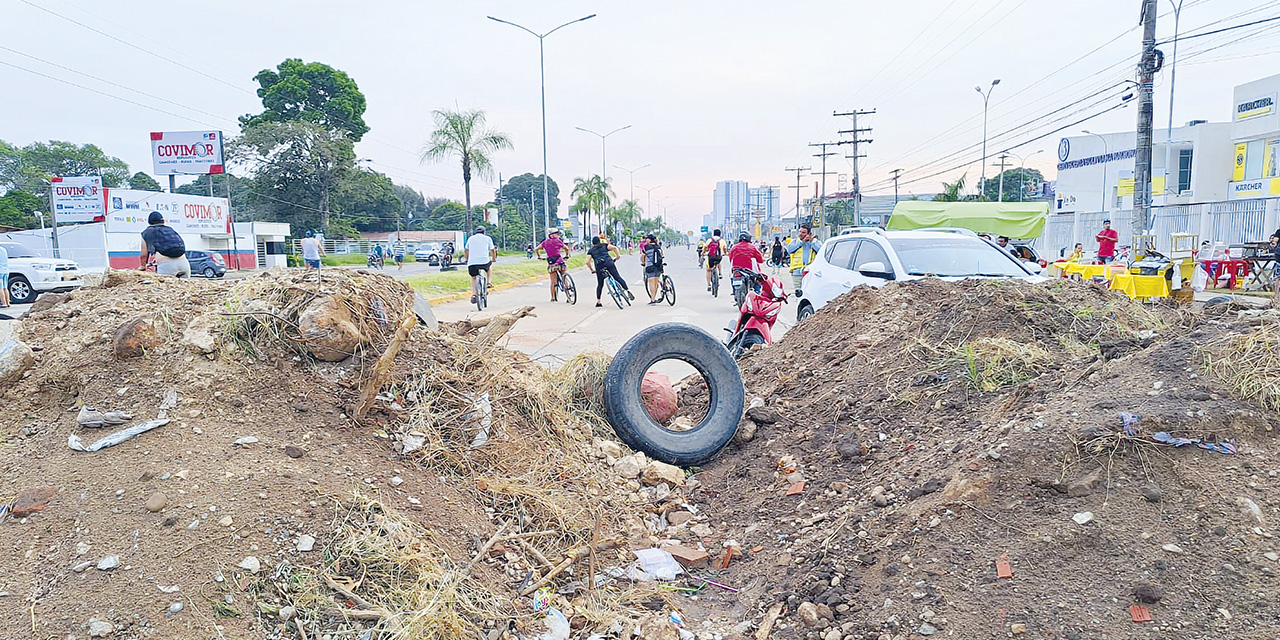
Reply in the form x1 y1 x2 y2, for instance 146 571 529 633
3 0 1278 229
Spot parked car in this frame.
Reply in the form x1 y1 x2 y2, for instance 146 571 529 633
794 229 1045 322
1 241 83 304
185 249 227 278
413 243 443 265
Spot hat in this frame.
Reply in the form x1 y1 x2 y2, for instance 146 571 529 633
1102 219 1112 223
147 211 164 225
305 230 314 238
475 226 486 234
548 228 561 235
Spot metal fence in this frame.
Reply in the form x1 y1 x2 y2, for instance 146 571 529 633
1208 199 1269 248
1035 197 1280 258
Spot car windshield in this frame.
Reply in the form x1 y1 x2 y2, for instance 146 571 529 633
0 242 37 258
887 236 1030 277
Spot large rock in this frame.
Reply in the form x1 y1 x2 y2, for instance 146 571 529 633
112 316 160 358
635 614 680 640
614 452 645 479
642 460 686 487
28 292 68 314
641 371 678 424
0 337 35 385
181 313 220 354
294 297 364 361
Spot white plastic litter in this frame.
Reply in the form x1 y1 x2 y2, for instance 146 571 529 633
537 608 570 640
633 548 682 581
68 419 170 452
468 392 494 449
1191 265 1208 292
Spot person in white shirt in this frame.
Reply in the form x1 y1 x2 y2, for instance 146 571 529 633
464 226 497 304
300 230 324 269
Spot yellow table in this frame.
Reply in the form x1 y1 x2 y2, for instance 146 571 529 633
1110 272 1170 300
1062 263 1125 282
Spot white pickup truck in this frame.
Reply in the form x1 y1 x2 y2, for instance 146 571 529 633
1 241 83 304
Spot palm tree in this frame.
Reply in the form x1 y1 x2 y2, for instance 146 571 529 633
420 108 512 235
935 173 968 202
610 199 641 236
571 175 614 237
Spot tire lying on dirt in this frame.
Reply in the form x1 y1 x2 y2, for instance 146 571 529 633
604 323 745 466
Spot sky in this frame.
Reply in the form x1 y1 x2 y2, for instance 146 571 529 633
3 0 1279 230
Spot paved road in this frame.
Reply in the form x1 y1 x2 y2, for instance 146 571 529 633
430 246 799 367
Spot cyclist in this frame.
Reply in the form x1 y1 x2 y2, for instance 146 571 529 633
371 242 385 268
697 239 707 267
704 229 726 291
536 228 570 302
642 233 665 305
587 236 632 307
464 226 496 304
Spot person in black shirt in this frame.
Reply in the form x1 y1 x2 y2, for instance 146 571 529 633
587 236 632 307
139 211 189 277
642 234 664 304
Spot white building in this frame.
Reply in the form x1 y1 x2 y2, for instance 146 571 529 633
1230 74 1280 200
712 180 749 230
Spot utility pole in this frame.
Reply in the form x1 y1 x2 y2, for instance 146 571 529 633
890 169 903 204
994 153 1010 202
530 185 537 246
785 167 810 228
835 109 875 223
498 173 506 249
808 141 851 235
1134 0 1159 235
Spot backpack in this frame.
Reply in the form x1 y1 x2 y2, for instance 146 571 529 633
144 225 186 258
706 239 721 257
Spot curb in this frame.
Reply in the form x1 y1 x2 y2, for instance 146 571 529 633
423 265 593 307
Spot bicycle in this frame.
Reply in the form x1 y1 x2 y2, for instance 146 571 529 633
473 269 488 311
659 264 676 306
709 266 720 298
551 262 577 305
604 270 631 309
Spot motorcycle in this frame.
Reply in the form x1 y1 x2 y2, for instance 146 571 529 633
725 268 787 358
367 253 385 269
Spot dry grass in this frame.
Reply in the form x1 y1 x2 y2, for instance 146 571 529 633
1203 322 1280 411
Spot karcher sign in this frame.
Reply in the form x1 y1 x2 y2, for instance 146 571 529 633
1236 94 1275 121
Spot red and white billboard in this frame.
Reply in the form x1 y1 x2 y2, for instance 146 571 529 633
50 176 107 224
104 189 231 235
150 130 224 176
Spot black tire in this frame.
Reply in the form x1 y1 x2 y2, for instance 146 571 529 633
564 273 577 305
603 323 745 466
203 267 216 278
216 272 226 278
733 282 746 308
8 275 36 304
476 277 487 312
710 269 720 297
729 331 767 359
797 302 815 322
662 275 676 305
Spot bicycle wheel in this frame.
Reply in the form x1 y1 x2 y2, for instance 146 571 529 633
608 276 625 309
476 275 487 311
710 269 719 297
662 275 676 305
563 273 578 305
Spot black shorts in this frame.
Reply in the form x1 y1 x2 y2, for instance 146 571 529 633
707 255 723 268
645 265 662 278
468 262 492 277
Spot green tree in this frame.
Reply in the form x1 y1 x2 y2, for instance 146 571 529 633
419 108 512 235
0 190 42 229
240 59 370 141
128 171 162 191
231 121 355 232
571 175 613 237
980 167 1046 202
174 173 263 220
609 198 641 236
498 173 560 224
428 201 467 230
935 173 984 202
0 140 130 191
333 169 401 232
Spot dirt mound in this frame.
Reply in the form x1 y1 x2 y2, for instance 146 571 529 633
0 270 687 640
679 279 1280 640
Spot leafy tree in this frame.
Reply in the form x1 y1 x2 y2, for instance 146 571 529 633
496 202 532 251
428 201 467 230
498 173 560 224
326 217 360 240
571 175 613 237
333 169 401 232
0 139 130 191
0 189 42 229
608 198 641 236
980 167 1046 202
419 108 512 235
935 173 986 202
129 171 162 191
231 121 355 232
240 59 369 141
174 173 263 219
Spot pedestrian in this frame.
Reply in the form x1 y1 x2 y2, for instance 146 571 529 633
0 242 9 308
770 237 785 269
783 223 822 293
392 237 406 270
300 230 323 270
139 211 190 277
642 233 664 304
536 228 570 302
1095 219 1119 264
587 236 632 307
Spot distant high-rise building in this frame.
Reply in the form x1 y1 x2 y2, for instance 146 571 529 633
712 180 750 230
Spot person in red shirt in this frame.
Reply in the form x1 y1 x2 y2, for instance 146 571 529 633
728 232 765 275
1096 219 1119 264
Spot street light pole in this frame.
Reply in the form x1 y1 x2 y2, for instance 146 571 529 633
975 79 1001 199
1162 0 1184 200
613 163 650 202
638 184 662 222
1082 131 1109 213
488 14 597 238
575 124 631 236
1008 149 1044 202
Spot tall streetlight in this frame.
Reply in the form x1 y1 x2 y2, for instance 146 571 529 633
575 124 631 236
1082 131 1109 213
1008 149 1044 202
976 79 1001 198
1162 0 1184 200
638 184 662 223
488 13 597 236
613 163 650 202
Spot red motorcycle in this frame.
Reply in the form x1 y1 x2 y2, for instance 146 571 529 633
725 268 787 358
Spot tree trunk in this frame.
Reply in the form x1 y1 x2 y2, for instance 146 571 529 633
319 184 330 233
472 306 536 348
462 156 473 236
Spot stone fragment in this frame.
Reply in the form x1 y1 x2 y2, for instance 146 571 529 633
641 460 685 487
1140 485 1162 503
112 316 160 358
797 602 823 628
1072 512 1095 526
734 418 758 444
1010 623 1027 635
284 445 306 459
1162 543 1184 554
666 511 695 527
918 623 938 636
296 535 316 552
88 620 114 637
12 486 57 516
0 336 35 385
96 555 119 571
1067 468 1104 497
145 492 167 512
238 556 261 573
746 405 782 424
665 544 709 567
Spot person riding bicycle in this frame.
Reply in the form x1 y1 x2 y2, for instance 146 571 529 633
371 243 385 268
704 229 727 291
587 236 633 307
536 228 570 302
464 226 497 304
642 233 665 305
697 239 707 263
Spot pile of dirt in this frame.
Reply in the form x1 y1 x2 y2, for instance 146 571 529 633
675 279 1280 639
0 270 693 640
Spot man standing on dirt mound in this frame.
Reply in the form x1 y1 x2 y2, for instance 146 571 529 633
784 223 822 293
139 212 190 277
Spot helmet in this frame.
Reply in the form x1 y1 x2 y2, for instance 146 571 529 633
147 211 164 225
738 232 750 242
475 226 486 234
304 230 314 238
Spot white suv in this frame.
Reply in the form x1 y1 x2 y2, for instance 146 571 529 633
2 241 83 304
794 228 1045 321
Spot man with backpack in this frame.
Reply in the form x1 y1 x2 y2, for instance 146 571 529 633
704 229 726 291
643 233 665 304
139 211 189 277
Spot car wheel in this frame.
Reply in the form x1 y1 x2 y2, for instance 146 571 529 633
603 323 745 466
203 267 216 278
797 303 815 322
8 275 36 304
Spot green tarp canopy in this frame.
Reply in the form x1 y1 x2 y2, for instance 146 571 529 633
886 201 1050 239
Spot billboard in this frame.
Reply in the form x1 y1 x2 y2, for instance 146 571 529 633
50 176 107 224
150 130 224 175
104 189 231 235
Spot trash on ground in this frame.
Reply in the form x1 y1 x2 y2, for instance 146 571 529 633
1129 604 1153 623
68 419 170 452
633 548 682 580
1120 412 1142 436
76 406 133 429
1151 431 1237 454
